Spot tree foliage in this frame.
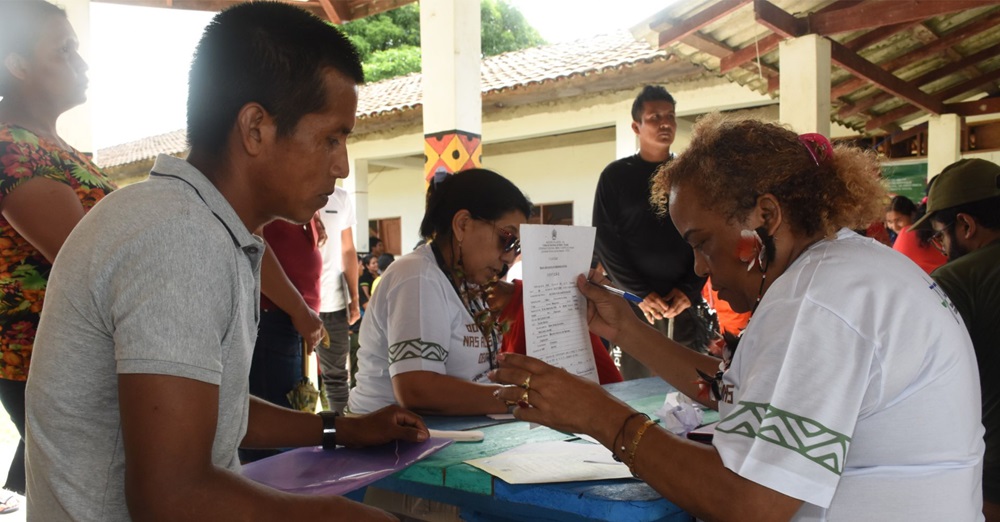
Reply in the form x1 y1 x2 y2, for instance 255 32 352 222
341 0 545 83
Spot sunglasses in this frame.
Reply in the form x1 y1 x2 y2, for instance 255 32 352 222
478 219 520 255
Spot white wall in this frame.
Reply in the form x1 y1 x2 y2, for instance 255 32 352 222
364 165 427 253
483 140 615 227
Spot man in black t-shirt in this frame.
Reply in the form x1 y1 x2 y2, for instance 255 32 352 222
592 86 706 378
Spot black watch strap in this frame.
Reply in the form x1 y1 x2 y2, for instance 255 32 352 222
319 411 339 450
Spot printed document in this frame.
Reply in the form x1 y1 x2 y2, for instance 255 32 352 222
520 224 597 381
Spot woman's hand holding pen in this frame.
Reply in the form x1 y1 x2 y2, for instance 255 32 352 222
577 273 639 346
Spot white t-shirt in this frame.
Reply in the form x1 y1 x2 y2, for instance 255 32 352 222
318 187 356 313
714 229 984 521
347 244 492 414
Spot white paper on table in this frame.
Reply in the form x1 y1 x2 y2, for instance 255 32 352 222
520 224 597 381
655 391 704 436
464 441 632 484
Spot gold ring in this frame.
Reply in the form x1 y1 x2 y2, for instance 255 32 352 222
519 389 531 407
521 374 531 390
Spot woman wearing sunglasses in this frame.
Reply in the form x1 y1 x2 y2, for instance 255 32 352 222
347 168 531 415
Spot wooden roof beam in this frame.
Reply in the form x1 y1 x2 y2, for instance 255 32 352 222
721 1 882 73
317 0 344 23
755 0 943 113
830 40 943 114
93 0 329 17
348 0 416 20
647 10 780 80
655 0 751 48
752 0 805 38
865 66 1000 131
809 1 995 35
720 33 781 73
889 121 927 144
839 41 1000 118
831 10 1000 99
842 20 921 52
946 96 1000 117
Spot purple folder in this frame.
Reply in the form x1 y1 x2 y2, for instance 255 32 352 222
242 438 452 496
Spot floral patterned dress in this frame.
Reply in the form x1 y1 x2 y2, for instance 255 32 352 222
0 124 116 381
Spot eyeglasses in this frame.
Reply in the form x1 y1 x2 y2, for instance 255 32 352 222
930 222 953 254
478 219 520 255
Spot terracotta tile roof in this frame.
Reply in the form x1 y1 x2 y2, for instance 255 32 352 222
357 30 670 117
96 129 187 169
98 30 670 165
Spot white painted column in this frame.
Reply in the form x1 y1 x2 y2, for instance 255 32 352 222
614 115 637 160
927 114 962 179
779 34 831 137
58 0 93 153
344 158 369 252
419 0 482 179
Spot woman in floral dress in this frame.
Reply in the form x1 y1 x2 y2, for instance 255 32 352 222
0 0 116 501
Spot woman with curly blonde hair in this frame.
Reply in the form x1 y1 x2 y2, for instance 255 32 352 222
493 113 984 521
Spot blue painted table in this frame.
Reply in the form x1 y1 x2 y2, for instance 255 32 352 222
351 377 700 522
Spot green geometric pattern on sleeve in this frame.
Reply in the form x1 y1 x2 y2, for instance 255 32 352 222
717 401 851 475
388 338 448 365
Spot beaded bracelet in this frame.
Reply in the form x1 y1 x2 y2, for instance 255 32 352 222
627 419 657 477
611 412 649 463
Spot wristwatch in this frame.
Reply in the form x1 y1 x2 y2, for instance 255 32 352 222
318 411 339 450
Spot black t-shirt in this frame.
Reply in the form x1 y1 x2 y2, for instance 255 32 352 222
358 271 376 309
592 153 705 302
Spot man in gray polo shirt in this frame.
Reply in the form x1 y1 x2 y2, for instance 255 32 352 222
24 3 427 520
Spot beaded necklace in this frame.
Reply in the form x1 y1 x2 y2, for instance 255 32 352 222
429 241 502 370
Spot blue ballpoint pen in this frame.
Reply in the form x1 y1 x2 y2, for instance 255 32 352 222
594 283 644 304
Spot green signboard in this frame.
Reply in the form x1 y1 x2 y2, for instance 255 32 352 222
882 162 927 203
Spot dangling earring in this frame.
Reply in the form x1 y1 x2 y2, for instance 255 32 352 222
752 226 775 312
737 229 764 272
754 226 774 272
452 238 467 283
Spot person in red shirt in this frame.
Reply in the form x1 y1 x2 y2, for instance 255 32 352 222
887 195 947 274
242 215 325 462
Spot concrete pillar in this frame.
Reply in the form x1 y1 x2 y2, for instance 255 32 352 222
419 0 482 180
779 34 831 137
927 114 962 179
344 158 369 252
614 114 637 160
58 0 93 153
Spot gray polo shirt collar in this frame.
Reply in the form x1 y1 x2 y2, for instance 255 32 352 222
149 154 263 255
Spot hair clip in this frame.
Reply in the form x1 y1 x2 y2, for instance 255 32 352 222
432 169 449 186
797 133 833 166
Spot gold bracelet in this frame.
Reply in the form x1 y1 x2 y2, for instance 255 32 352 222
612 412 648 463
627 419 657 476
